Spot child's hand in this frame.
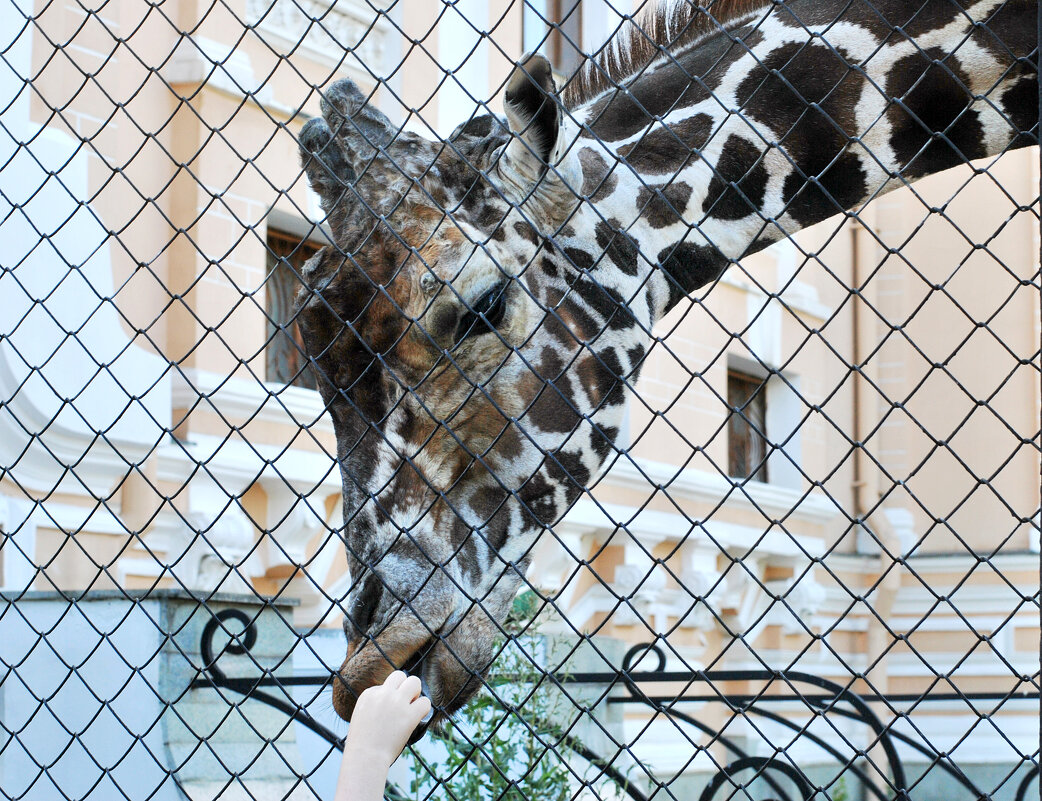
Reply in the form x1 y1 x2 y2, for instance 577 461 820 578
343 671 432 769
334 672 431 801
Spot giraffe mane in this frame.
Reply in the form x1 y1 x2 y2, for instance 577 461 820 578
562 0 770 109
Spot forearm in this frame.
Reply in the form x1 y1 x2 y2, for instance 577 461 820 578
335 745 392 801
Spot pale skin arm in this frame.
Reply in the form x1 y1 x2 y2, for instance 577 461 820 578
334 671 432 801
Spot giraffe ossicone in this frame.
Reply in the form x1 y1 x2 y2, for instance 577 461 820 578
295 0 1036 738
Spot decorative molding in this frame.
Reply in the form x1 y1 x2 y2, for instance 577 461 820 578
264 482 324 569
823 550 1042 575
764 573 826 635
560 496 829 560
163 36 273 104
155 433 339 496
170 368 333 436
165 509 258 593
594 456 841 527
0 91 171 497
245 0 390 75
612 563 669 628
527 528 594 604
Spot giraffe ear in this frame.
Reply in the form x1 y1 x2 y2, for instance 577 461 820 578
499 54 582 223
299 117 356 216
501 54 563 183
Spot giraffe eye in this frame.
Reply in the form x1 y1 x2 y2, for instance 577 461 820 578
454 281 508 345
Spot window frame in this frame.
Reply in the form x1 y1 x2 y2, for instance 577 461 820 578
264 228 322 391
727 369 769 483
522 0 584 78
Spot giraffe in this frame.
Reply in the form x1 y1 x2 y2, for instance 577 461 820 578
294 0 1036 737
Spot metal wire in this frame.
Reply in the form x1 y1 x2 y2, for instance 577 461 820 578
0 0 1039 799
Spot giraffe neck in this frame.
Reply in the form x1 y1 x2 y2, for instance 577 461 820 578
567 0 1035 318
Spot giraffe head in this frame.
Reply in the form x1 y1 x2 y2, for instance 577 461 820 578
295 57 629 734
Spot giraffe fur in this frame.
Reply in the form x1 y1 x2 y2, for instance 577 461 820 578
294 0 1037 736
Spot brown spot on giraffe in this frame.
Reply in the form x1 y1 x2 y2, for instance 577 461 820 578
578 146 619 201
637 181 694 229
616 113 715 175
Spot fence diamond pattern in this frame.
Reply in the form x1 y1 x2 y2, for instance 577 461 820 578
0 1 1039 800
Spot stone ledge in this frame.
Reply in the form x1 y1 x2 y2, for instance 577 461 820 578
0 588 300 605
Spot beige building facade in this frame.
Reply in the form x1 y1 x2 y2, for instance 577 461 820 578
1 0 1038 795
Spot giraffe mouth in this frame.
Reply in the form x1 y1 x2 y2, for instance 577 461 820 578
402 636 438 744
401 635 436 680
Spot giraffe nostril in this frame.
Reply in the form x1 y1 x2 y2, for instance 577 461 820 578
347 572 383 637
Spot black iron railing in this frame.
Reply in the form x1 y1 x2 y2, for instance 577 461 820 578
190 609 1041 801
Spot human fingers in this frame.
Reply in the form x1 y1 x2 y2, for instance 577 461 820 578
407 694 432 727
383 670 408 690
396 674 423 701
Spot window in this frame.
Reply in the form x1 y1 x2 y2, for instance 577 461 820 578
523 0 583 78
728 370 768 482
265 229 320 390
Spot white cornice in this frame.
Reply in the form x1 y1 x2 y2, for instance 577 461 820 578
905 551 1042 573
245 0 392 79
155 433 340 498
561 495 828 560
823 551 1042 575
170 368 333 436
593 455 842 526
169 378 843 538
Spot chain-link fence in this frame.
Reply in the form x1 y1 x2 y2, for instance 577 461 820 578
1 0 1039 799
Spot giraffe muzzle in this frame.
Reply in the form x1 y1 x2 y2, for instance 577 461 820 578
402 635 439 735
332 602 454 730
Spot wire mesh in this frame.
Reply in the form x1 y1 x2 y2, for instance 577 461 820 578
0 0 1039 800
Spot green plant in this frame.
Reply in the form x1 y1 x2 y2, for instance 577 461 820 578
405 592 582 801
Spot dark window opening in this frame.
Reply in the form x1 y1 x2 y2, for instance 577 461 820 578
523 0 584 78
265 229 320 391
728 370 768 483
